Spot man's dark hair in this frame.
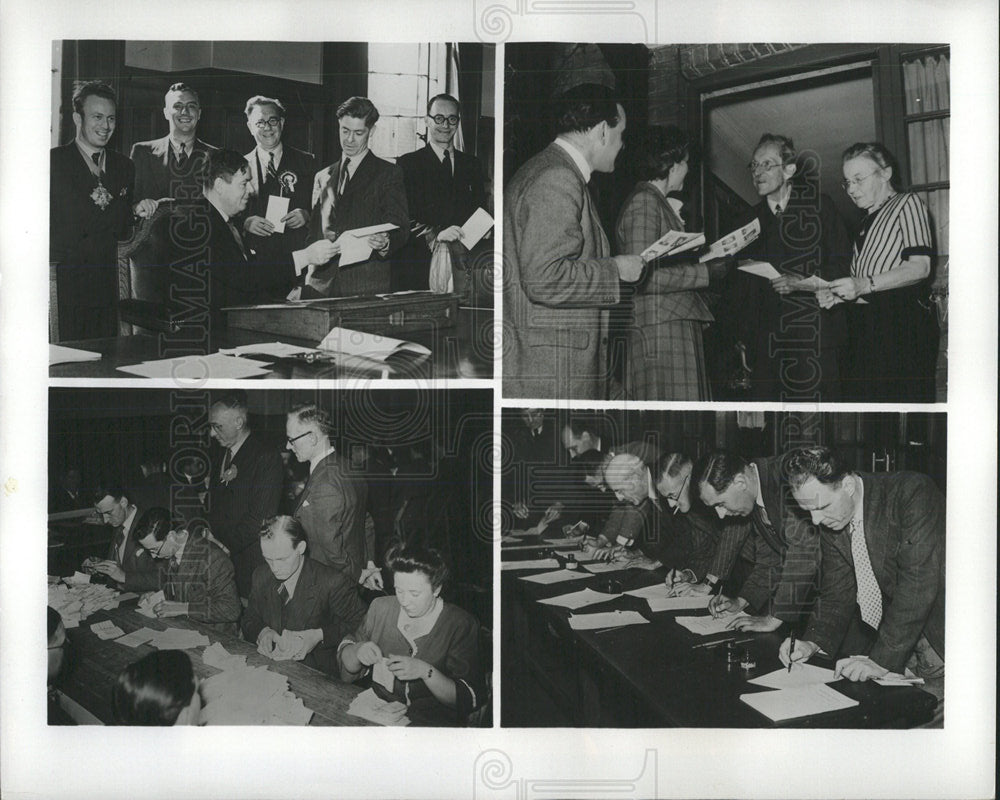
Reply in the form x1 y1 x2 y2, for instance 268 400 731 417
427 93 461 116
337 96 379 128
564 413 608 440
552 83 620 135
72 80 117 115
654 452 692 483
782 447 852 491
572 448 606 479
133 507 179 545
211 389 249 415
90 480 125 505
261 515 307 548
112 650 196 725
694 450 749 494
199 149 249 191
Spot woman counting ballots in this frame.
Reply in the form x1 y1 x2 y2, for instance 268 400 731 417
823 142 939 402
338 544 485 725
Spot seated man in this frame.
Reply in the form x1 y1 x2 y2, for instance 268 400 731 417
242 516 367 675
88 481 159 591
778 447 945 699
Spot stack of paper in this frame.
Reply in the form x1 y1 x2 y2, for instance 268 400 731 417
117 352 272 381
641 229 706 262
537 588 623 609
200 664 314 725
698 219 761 262
318 327 430 362
675 611 750 635
49 344 102 366
90 620 126 640
740 684 859 722
48 582 122 628
347 688 410 726
269 631 306 661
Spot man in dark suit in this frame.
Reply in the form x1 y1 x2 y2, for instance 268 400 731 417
239 95 318 285
695 450 819 631
49 80 140 340
87 482 159 591
395 93 488 290
779 447 945 690
503 83 644 399
243 516 367 675
302 96 409 297
286 403 378 588
130 82 218 208
206 390 284 600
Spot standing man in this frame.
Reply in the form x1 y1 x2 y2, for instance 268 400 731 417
130 83 217 208
396 93 488 290
728 133 852 401
49 80 140 340
240 95 318 284
303 97 409 297
779 447 944 700
206 390 283 600
503 83 644 399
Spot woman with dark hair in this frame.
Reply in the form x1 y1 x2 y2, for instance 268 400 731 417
615 126 724 400
338 544 485 725
824 142 939 402
112 650 201 725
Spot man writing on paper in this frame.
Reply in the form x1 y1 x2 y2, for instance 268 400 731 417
301 97 409 297
503 83 644 399
778 447 944 711
396 93 489 291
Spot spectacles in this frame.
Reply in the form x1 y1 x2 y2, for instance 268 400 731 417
747 160 782 173
286 431 315 446
254 117 283 130
430 114 460 126
841 171 879 190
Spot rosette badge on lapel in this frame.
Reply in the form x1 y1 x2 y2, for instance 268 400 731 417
90 184 113 210
221 464 238 485
279 171 297 196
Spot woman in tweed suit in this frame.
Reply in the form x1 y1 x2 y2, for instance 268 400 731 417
615 127 722 400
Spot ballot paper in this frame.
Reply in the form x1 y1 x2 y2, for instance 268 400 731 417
641 229 706 262
347 688 410 726
50 344 102 366
460 207 494 249
568 610 650 631
737 260 783 280
114 627 158 648
148 627 211 650
90 621 126 640
675 611 750 635
372 658 395 692
537 587 623 609
740 684 859 722
117 353 272 381
65 571 91 585
518 569 592 585
501 558 560 571
581 561 623 574
202 642 248 672
699 218 761 262
137 590 166 618
200 665 314 725
749 664 837 690
265 195 290 233
318 327 430 361
270 631 306 661
337 223 399 267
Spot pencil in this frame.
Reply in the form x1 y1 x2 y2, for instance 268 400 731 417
788 632 796 672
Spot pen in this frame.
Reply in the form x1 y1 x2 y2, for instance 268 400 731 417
709 580 724 618
788 633 796 672
691 636 753 650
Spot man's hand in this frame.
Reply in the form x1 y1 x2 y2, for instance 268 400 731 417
367 232 390 256
540 502 563 526
728 613 781 632
816 287 842 309
778 636 820 668
512 502 529 520
133 198 159 219
828 276 867 302
708 593 746 618
91 561 125 584
302 238 340 265
436 225 464 243
834 655 889 682
386 655 431 681
244 216 275 237
256 627 279 656
360 562 384 591
770 274 804 295
282 209 309 229
615 254 644 283
671 580 712 597
356 641 383 667
153 600 187 618
289 628 323 660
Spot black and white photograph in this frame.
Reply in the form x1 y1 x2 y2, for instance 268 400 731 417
501 408 946 727
48 39 496 381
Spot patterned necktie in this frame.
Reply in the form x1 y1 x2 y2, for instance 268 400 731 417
267 151 278 184
178 141 188 167
850 518 883 628
338 158 351 197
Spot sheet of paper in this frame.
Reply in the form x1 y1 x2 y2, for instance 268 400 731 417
501 558 560 571
149 627 211 650
539 536 584 547
740 684 859 722
675 611 750 635
50 344 102 365
568 610 650 631
347 688 411 726
537 587 623 609
460 207 493 249
518 569 592 585
699 218 761 261
264 195 290 233
372 658 395 692
65 571 91 585
641 229 706 262
749 664 837 689
338 234 373 267
114 627 158 648
218 342 320 359
737 260 782 280
581 561 623 574
202 642 248 671
137 590 166 618
646 595 714 613
344 223 399 237
117 353 271 381
90 620 126 640
318 327 430 360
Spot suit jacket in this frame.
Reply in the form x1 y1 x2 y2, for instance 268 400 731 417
130 136 217 203
665 507 726 582
503 143 621 399
159 533 241 633
293 452 371 582
306 151 409 296
113 506 161 593
242 557 367 674
49 143 135 312
803 472 945 673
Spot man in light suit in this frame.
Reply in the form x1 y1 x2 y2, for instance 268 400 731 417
395 93 488 291
503 83 644 399
130 83 218 209
301 96 409 297
240 95 318 285
779 447 945 693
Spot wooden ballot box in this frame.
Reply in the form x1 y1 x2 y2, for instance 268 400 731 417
224 292 460 342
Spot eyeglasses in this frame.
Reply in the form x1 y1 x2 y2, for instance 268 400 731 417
429 114 460 126
254 117 283 130
747 160 782 174
663 473 691 507
841 171 879 190
286 431 315 446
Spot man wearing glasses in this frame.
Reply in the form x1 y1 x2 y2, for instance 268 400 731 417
240 95 318 281
396 93 489 290
130 83 218 211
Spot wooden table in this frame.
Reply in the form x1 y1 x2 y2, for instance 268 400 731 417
61 602 375 726
50 306 493 380
501 538 937 728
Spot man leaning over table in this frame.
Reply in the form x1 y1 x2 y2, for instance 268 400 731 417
88 481 159 591
778 447 944 709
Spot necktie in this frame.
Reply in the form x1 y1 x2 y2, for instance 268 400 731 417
267 151 278 184
338 158 351 197
442 149 451 176
774 204 782 216
91 151 103 176
226 221 246 259
113 526 126 564
278 584 289 604
850 519 883 628
222 447 234 477
177 141 188 167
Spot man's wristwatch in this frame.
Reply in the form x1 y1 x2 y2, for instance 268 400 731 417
426 666 434 680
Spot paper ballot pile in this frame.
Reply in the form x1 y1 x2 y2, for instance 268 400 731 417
48 582 121 628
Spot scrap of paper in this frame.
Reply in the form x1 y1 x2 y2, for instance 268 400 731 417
537 588 623 610
202 642 248 671
137 590 166 618
372 658 395 692
200 665 314 725
699 218 761 261
114 627 158 648
347 688 410 727
737 260 782 280
148 627 211 650
48 582 122 627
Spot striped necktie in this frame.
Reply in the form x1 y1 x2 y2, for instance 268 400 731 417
850 518 883 628
266 151 278 184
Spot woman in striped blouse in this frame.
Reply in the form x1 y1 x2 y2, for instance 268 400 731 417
823 142 939 402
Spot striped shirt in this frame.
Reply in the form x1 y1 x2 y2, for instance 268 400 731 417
851 192 934 278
